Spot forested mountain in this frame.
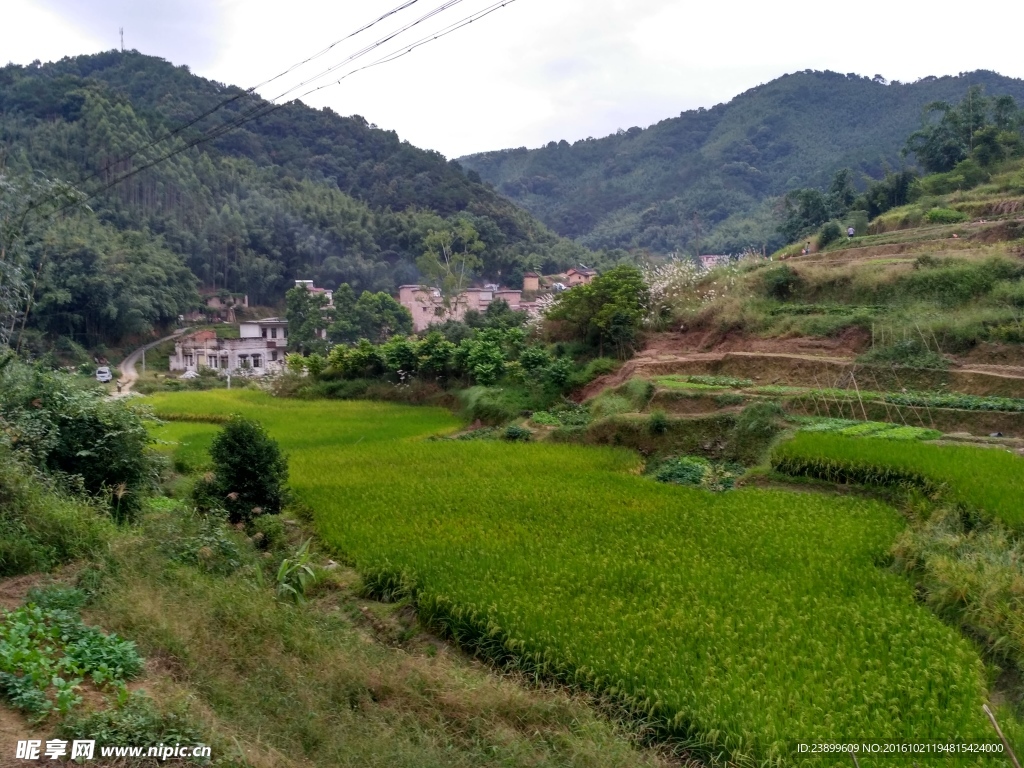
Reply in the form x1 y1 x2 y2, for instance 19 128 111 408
0 51 587 350
460 70 1024 254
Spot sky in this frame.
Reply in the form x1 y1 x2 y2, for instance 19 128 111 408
3 0 1024 158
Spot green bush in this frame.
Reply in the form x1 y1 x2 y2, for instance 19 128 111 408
0 361 154 520
648 410 669 435
655 456 708 486
210 417 290 525
761 265 802 300
251 514 288 551
503 425 532 443
925 207 969 224
817 221 842 248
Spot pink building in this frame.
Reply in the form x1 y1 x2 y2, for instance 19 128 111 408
398 285 525 332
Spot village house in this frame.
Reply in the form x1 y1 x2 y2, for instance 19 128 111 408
170 318 288 376
565 268 597 287
523 272 540 292
398 285 532 333
294 279 334 307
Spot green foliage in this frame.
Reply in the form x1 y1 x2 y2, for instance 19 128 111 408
276 539 318 603
653 456 744 491
547 265 649 357
465 71 1024 255
417 220 485 310
0 360 154 520
883 391 1024 412
209 417 289 525
251 513 287 551
892 509 1024 678
169 512 245 575
648 410 669 435
0 445 112 576
925 207 969 223
0 599 143 719
858 339 950 369
329 287 413 345
58 691 204 753
0 52 587 353
503 425 532 442
773 432 1024 529
760 265 801 300
654 456 708 485
907 87 1024 173
285 284 330 355
816 221 842 248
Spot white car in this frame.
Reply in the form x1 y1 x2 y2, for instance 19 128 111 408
95 366 113 383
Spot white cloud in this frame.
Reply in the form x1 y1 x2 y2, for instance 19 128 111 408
4 0 1024 158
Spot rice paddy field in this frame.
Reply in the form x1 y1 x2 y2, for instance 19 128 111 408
773 432 1024 529
147 391 1021 766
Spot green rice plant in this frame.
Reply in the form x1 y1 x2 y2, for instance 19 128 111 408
773 433 1024 528
144 391 1018 765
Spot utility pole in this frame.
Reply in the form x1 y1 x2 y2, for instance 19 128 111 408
119 27 124 52
141 347 145 375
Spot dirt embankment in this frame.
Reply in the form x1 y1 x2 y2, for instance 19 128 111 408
582 331 1024 401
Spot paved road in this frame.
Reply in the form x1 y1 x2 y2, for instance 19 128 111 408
116 329 189 395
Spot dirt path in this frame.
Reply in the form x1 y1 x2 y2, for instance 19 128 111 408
115 329 188 395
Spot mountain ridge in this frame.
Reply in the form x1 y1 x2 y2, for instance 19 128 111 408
460 69 1024 254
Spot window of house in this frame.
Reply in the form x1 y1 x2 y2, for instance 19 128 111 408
184 353 193 366
271 351 278 362
271 328 277 339
261 328 267 339
221 357 229 369
252 354 262 368
209 357 218 369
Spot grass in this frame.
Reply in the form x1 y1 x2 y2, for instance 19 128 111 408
88 496 670 768
0 445 113 577
773 432 1024 529
144 391 1017 766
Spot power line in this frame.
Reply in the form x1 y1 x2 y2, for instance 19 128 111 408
43 0 521 219
263 0 468 106
51 0 428 197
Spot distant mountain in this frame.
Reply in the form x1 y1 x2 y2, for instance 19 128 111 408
0 52 586 314
460 70 1024 254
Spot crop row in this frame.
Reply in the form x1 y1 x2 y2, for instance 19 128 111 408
773 432 1024 529
148 392 1022 766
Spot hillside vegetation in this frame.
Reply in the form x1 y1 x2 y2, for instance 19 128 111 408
461 70 1024 255
0 51 590 353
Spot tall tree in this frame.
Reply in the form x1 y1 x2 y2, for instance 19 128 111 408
416 219 485 313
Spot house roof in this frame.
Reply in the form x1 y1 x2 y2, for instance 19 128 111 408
524 271 540 278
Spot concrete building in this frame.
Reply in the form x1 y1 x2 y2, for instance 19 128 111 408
294 279 334 307
170 318 288 376
398 285 527 332
565 268 597 287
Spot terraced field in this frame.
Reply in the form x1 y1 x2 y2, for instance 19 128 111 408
148 391 1022 766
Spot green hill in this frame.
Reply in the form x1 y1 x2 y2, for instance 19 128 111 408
0 51 587 349
460 70 1024 255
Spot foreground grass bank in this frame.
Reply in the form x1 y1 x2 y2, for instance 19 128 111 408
148 391 1020 766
